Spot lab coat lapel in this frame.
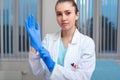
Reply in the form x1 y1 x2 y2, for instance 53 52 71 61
64 29 81 68
51 31 61 62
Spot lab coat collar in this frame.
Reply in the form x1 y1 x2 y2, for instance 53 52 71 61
71 29 81 44
53 29 81 44
53 31 61 41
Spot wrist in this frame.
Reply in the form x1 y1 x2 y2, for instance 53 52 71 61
30 47 37 54
48 60 55 72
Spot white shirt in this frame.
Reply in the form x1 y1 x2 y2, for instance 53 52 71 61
29 29 96 80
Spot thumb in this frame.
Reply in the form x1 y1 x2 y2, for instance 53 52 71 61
35 23 42 40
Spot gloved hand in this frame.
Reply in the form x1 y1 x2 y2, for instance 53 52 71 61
39 46 55 72
25 15 55 72
25 15 42 51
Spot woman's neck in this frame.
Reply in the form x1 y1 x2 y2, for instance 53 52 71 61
61 27 76 48
61 27 76 38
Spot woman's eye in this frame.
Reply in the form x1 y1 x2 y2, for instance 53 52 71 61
57 13 62 16
65 12 71 15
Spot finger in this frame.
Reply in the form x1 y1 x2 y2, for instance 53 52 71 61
35 22 40 30
28 15 31 28
28 15 35 28
30 15 35 26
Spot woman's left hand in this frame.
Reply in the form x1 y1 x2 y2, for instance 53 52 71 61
25 15 42 51
25 15 55 72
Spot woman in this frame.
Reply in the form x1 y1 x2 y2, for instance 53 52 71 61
25 0 96 80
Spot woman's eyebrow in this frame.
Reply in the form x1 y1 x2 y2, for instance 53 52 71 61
56 11 61 13
56 10 71 13
64 10 71 12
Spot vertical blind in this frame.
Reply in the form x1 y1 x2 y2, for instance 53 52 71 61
76 0 94 38
76 0 119 56
100 0 118 53
0 0 41 59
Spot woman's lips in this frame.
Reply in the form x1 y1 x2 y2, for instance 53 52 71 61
62 23 69 26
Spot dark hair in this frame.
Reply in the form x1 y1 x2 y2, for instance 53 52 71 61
55 0 80 30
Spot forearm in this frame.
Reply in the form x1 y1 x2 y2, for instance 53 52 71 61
29 47 44 76
38 46 55 72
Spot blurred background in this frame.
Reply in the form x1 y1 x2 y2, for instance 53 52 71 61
0 0 120 80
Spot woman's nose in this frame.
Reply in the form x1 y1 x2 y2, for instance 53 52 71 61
62 14 67 21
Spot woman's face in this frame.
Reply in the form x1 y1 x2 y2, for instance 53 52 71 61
55 2 79 31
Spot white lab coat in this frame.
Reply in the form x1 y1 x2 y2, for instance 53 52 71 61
29 29 96 80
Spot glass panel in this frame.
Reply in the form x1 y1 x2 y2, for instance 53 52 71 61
18 0 38 52
0 0 39 59
76 0 94 38
3 0 14 54
17 0 38 54
76 0 118 54
99 0 118 53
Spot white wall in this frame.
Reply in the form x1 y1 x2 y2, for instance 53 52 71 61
42 0 60 39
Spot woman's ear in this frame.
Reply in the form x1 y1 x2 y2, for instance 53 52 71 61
75 12 79 20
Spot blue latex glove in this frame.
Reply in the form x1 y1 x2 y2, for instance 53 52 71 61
25 15 42 51
25 15 55 72
39 46 55 72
